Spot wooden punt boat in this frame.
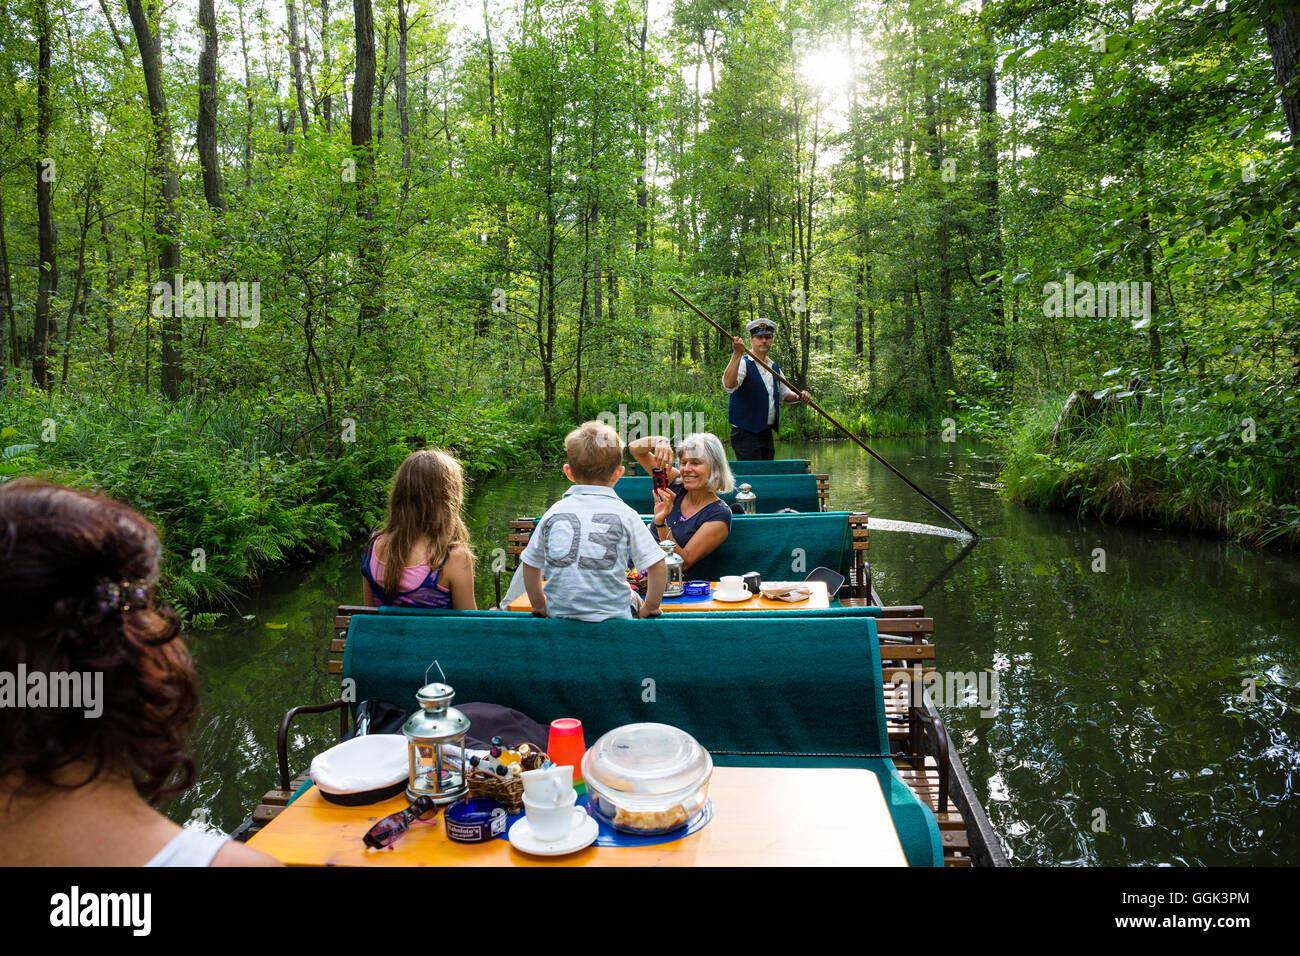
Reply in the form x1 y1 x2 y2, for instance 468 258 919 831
238 464 1006 867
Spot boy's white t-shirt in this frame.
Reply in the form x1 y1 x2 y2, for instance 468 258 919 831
520 485 666 622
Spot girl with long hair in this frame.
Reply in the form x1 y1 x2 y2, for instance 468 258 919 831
361 449 477 609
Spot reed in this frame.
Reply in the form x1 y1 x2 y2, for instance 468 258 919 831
1002 394 1300 548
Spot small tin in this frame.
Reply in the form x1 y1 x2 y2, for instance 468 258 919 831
742 572 762 595
444 797 508 843
682 580 711 597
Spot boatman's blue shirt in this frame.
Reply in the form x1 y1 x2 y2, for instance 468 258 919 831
520 484 665 622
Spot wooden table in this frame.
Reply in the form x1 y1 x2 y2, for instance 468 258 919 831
507 581 830 613
247 766 907 867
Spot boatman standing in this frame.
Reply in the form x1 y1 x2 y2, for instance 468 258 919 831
722 317 812 461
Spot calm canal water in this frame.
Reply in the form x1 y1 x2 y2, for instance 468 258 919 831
170 438 1300 866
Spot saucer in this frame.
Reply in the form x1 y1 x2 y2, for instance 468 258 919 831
712 589 753 602
508 810 599 856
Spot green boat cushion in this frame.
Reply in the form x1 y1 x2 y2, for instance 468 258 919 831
342 611 941 866
613 473 821 513
645 510 853 582
512 510 854 583
631 459 810 476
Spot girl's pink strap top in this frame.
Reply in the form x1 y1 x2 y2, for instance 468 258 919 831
361 537 454 608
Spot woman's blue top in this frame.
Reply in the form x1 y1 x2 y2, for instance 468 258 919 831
659 480 732 549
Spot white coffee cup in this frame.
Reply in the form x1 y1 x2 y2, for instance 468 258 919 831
520 765 572 806
522 790 580 841
717 575 747 599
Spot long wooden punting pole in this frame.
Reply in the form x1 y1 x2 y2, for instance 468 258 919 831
669 286 979 540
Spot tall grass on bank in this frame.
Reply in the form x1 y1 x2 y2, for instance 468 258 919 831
1003 394 1300 548
797 407 936 440
0 386 558 616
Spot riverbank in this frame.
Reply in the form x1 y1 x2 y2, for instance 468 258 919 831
0 384 566 618
1001 392 1300 550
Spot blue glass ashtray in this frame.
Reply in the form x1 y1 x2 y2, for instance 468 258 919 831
682 581 711 597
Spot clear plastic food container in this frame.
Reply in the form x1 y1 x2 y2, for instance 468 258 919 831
581 723 713 834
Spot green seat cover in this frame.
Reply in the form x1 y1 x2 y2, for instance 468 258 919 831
613 473 821 513
342 610 941 866
643 510 853 581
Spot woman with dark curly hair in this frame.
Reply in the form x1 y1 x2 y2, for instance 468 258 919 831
0 479 277 866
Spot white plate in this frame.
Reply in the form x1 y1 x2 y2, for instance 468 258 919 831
508 810 599 856
711 589 753 602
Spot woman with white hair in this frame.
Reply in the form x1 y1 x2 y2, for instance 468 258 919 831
628 432 734 571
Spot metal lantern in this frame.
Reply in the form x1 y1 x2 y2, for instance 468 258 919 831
660 539 685 598
735 483 757 515
402 682 471 804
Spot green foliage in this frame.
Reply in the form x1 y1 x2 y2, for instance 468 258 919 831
1003 382 1300 548
0 382 558 617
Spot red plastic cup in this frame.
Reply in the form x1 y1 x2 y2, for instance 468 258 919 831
547 718 586 784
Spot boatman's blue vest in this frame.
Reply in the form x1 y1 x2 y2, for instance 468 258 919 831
729 355 781 433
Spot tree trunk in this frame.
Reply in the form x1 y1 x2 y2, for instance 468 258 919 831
61 190 94 386
980 0 1008 382
197 0 226 211
97 0 129 52
287 0 311 135
633 0 649 325
1136 159 1162 372
398 0 410 199
97 199 117 355
0 185 18 371
352 0 382 337
376 20 389 145
33 0 57 390
538 99 558 411
480 0 505 338
236 0 254 186
321 0 332 133
925 70 954 397
125 0 183 399
854 257 864 361
1262 3 1300 143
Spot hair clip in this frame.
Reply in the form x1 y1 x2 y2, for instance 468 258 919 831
94 579 150 614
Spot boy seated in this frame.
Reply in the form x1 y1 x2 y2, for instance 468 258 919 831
521 421 666 620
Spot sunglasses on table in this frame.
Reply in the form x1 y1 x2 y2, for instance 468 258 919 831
363 795 439 849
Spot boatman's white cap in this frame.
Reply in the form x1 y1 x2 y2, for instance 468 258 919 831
746 318 777 335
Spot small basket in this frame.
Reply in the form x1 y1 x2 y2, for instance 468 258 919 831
465 746 549 814
467 770 524 813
